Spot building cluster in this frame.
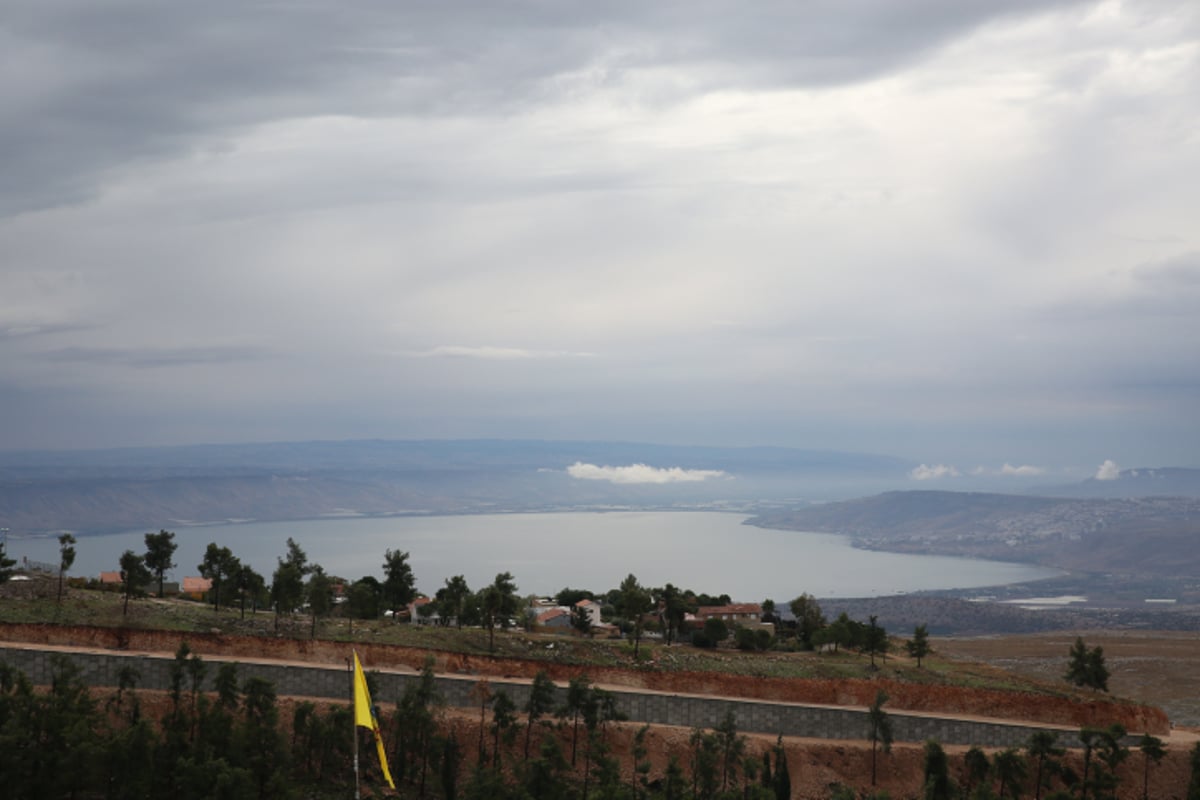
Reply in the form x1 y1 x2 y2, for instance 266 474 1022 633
96 571 211 600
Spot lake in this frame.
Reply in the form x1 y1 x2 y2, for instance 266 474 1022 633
12 511 1059 601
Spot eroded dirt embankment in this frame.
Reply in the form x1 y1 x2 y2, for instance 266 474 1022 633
0 622 1168 735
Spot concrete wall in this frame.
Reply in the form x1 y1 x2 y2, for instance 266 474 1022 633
0 644 1080 748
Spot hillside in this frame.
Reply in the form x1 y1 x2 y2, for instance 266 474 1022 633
5 581 1196 799
0 578 1167 734
750 491 1200 578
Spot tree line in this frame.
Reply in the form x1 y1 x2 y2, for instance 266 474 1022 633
16 530 934 671
1 647 1196 800
10 530 1093 720
40 531 942 673
24 531 1111 701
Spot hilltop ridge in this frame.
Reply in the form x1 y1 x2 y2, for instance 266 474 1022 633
750 490 1200 577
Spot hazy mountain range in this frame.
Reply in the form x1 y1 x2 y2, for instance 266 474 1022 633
1033 467 1200 499
3 439 1197 586
750 489 1200 578
0 439 912 536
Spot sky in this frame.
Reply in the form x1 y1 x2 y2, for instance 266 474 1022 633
2 0 1198 476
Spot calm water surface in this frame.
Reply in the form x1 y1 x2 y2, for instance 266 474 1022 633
16 511 1058 600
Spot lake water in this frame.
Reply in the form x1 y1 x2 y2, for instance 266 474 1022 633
13 511 1059 601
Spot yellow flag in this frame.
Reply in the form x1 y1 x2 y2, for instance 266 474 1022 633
353 650 396 790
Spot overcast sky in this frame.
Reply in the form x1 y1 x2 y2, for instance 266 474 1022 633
2 0 1197 475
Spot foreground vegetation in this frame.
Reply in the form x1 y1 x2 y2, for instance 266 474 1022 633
2 646 1197 800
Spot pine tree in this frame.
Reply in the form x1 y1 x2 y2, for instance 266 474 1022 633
197 543 238 611
865 615 889 668
1087 645 1111 692
867 690 893 786
524 670 556 760
906 623 931 667
118 550 151 616
1186 740 1200 800
55 533 76 604
1027 729 1065 800
962 746 991 798
0 541 15 583
923 739 954 800
382 548 416 621
1139 733 1166 800
143 529 177 598
1065 637 1110 692
772 736 791 800
994 748 1028 800
490 690 517 771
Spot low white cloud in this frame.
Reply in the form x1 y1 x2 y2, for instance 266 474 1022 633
1095 459 1121 480
971 463 1046 476
999 463 1046 477
566 462 727 484
909 464 960 481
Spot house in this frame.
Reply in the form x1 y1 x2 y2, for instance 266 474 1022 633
695 603 763 624
574 598 602 627
181 576 212 600
408 596 440 625
535 608 572 629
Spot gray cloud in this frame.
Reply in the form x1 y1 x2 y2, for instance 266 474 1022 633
0 0 1197 469
2 0 1096 217
407 346 596 361
0 322 92 339
41 345 273 369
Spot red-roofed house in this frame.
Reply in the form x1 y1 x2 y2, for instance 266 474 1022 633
182 576 212 600
408 597 440 625
574 598 602 627
536 608 572 629
99 571 122 586
695 603 762 623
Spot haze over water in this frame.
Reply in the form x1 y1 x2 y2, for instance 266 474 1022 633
17 511 1058 601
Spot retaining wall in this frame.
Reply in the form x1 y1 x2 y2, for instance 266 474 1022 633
0 643 1084 748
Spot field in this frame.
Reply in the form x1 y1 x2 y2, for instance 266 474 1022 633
938 631 1200 728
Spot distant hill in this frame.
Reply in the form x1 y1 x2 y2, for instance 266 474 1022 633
1034 467 1200 499
0 438 912 537
750 490 1200 578
0 438 910 478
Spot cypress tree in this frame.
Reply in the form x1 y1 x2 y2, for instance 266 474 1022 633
772 736 791 800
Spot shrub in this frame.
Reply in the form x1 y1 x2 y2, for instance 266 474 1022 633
703 617 729 645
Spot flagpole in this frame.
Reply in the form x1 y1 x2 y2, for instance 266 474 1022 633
353 649 395 794
351 654 360 800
